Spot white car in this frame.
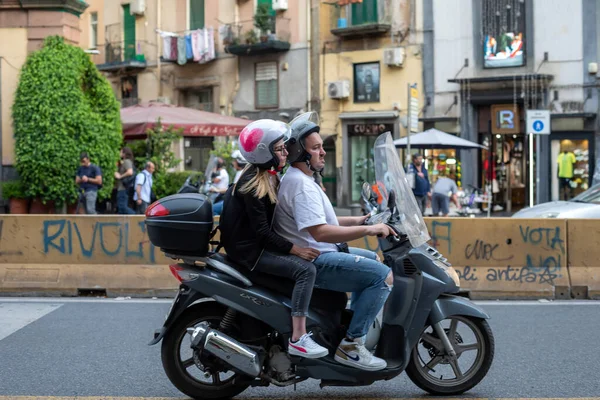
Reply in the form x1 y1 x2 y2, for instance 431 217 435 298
512 184 600 218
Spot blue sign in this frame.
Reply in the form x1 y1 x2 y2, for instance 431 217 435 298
533 120 544 132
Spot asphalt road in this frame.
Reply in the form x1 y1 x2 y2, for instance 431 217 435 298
0 297 599 399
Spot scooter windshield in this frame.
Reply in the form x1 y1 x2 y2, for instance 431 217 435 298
373 132 431 248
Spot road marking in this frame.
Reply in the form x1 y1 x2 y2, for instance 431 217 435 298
0 303 62 341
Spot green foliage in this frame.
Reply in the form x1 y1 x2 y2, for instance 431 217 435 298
210 139 236 181
12 36 122 205
254 3 273 33
129 118 183 199
155 171 202 198
1 180 27 199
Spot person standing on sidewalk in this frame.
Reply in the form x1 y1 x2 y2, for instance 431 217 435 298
75 152 102 214
134 161 155 214
114 147 136 215
408 154 430 215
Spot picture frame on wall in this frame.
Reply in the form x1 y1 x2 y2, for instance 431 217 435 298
353 62 380 103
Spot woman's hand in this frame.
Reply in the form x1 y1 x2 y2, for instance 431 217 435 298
291 245 321 261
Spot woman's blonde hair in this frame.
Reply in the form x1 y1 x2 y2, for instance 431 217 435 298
237 164 279 204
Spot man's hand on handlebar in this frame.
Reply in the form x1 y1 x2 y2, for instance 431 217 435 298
366 223 397 238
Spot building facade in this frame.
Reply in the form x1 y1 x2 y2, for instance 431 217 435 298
318 0 424 209
423 0 599 212
0 0 88 181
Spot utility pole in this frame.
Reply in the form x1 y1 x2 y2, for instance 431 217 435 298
310 0 321 114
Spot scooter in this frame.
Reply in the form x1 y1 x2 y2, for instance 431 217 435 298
145 132 494 400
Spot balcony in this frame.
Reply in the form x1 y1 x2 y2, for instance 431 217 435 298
96 41 148 72
5 0 88 16
224 16 291 57
329 1 391 39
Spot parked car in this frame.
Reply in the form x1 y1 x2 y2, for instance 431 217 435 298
512 183 600 218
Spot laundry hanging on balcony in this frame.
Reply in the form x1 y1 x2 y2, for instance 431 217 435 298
157 28 216 65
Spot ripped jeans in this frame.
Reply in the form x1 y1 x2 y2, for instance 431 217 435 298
313 247 391 339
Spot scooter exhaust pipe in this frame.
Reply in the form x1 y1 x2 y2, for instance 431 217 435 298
188 324 261 377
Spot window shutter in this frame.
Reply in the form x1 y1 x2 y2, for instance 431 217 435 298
351 0 378 25
255 62 278 108
189 0 205 30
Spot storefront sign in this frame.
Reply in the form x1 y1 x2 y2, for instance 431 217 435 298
491 104 520 134
349 123 394 136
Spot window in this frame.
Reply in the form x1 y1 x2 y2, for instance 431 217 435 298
351 0 378 26
255 62 278 109
189 0 205 30
90 12 98 49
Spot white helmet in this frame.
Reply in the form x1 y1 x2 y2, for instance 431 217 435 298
238 119 291 170
231 149 247 165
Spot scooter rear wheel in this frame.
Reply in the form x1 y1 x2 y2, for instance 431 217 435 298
406 316 494 395
161 303 253 400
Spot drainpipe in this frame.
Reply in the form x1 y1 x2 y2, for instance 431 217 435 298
306 0 311 111
228 0 241 116
157 0 162 97
310 0 320 114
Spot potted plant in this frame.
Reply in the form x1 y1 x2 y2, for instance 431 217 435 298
2 180 29 214
244 29 258 45
254 3 273 42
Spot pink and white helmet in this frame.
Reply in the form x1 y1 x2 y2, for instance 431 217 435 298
238 119 291 170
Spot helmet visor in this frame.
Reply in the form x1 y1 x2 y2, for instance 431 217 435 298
290 111 320 127
275 120 292 143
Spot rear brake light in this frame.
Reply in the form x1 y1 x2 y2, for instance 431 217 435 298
146 203 169 217
169 264 199 283
169 264 184 283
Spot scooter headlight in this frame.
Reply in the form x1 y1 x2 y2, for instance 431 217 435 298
433 260 461 288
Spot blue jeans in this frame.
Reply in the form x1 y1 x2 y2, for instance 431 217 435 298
313 247 391 339
117 190 135 215
212 201 223 216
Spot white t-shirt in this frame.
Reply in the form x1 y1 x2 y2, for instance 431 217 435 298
213 168 230 191
274 166 338 253
233 169 243 184
133 170 153 203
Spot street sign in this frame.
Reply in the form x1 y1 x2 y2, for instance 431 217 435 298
526 110 550 135
409 85 419 133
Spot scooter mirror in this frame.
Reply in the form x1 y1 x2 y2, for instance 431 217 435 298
361 182 371 202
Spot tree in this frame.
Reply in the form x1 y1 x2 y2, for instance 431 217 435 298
12 36 122 206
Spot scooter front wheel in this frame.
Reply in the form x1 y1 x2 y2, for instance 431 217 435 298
406 316 494 395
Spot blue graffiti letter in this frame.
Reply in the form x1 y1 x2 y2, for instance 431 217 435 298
125 222 144 258
43 220 67 254
73 221 98 258
431 221 452 253
99 222 123 256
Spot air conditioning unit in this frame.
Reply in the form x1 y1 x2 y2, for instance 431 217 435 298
327 81 350 99
272 0 288 11
383 47 405 67
130 0 146 15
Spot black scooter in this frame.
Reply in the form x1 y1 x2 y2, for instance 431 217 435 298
145 133 494 399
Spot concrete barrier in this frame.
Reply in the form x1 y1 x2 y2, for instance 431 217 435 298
0 215 596 299
566 219 600 299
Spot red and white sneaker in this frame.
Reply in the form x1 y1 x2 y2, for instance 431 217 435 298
288 332 329 359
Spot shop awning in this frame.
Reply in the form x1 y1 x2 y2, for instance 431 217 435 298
393 128 487 150
120 102 251 138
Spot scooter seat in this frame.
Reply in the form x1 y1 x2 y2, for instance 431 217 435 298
210 253 348 312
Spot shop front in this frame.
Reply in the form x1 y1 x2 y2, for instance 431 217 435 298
339 111 400 209
549 131 595 201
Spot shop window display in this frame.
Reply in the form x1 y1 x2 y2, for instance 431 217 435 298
423 149 461 187
551 139 589 200
350 135 377 202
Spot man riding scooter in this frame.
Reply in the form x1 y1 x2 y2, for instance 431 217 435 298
274 112 396 371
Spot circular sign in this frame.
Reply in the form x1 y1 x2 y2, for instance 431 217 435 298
533 120 544 132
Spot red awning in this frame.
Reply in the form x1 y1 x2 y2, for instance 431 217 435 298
120 102 251 138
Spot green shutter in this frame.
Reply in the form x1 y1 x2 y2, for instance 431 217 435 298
352 0 378 26
123 4 136 60
257 0 276 16
189 0 205 30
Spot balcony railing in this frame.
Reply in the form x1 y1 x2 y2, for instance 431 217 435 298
120 98 140 108
224 16 291 56
96 41 148 72
329 2 391 38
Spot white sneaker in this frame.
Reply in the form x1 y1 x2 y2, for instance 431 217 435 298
288 332 329 359
334 338 387 371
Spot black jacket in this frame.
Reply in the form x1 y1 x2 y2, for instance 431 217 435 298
219 166 294 269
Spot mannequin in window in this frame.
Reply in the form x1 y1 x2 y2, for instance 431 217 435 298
557 149 576 200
